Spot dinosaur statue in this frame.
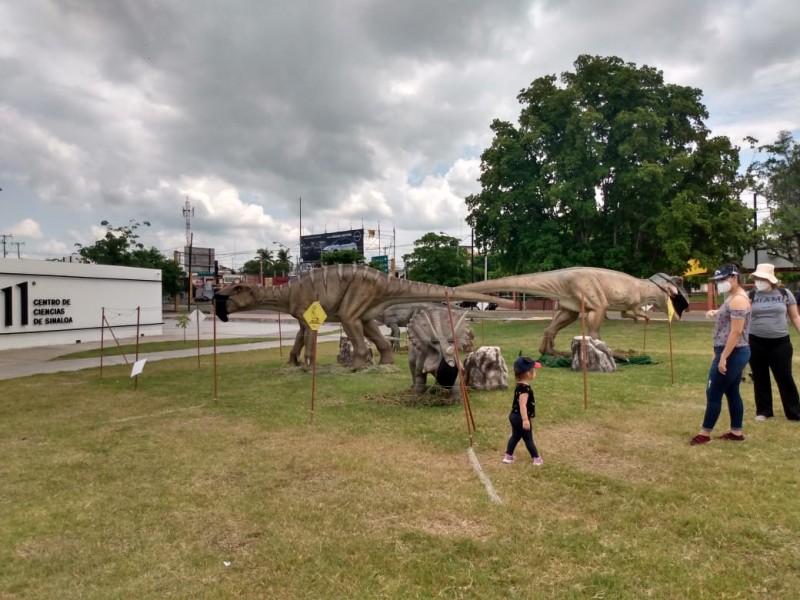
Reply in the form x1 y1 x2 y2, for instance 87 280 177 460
457 267 688 354
213 264 508 370
375 302 439 351
407 306 473 402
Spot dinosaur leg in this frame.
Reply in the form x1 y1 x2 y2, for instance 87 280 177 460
540 309 580 354
409 351 428 394
340 320 371 370
584 309 607 339
620 308 650 323
287 326 305 366
390 323 401 351
364 319 395 365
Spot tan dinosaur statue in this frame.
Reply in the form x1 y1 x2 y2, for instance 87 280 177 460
213 264 508 370
458 267 688 354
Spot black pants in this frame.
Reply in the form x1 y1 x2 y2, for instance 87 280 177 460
505 412 539 458
749 334 800 420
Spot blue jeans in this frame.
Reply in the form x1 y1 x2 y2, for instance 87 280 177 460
703 346 751 431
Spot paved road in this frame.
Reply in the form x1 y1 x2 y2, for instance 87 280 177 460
0 313 342 381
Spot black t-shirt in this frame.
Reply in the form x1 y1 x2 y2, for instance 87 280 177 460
510 382 535 419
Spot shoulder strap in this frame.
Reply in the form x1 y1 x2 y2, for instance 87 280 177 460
748 289 755 301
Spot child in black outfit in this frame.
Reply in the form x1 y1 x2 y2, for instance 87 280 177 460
502 356 543 466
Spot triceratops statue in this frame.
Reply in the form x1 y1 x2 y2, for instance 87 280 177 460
407 306 474 402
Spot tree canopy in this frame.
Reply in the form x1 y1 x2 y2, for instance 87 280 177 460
752 131 800 263
402 232 470 286
320 249 365 266
75 220 184 296
241 247 296 276
465 55 755 277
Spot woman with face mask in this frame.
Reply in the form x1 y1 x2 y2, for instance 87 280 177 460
747 263 800 421
691 264 752 445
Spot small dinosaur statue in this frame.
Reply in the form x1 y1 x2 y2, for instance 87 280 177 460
375 302 439 350
458 267 688 354
213 264 508 370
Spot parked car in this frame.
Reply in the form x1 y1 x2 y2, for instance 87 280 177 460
322 238 358 253
458 300 498 310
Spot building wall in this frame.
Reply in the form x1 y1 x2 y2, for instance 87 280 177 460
0 259 163 350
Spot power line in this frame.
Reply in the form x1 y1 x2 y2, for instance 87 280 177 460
1 234 12 258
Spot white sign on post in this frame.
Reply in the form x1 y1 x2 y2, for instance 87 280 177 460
189 309 206 323
476 302 489 311
130 359 147 378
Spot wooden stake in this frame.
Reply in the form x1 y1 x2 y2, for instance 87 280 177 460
580 292 588 411
446 291 474 446
310 329 318 424
213 298 218 401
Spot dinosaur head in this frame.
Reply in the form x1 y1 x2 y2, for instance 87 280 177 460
213 283 258 322
649 274 690 318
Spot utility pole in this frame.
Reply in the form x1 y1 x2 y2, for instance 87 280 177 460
0 234 12 258
12 241 24 258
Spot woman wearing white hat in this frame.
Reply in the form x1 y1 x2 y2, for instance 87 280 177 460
748 263 800 421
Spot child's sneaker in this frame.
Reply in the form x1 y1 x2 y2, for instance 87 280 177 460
532 456 544 467
502 454 515 464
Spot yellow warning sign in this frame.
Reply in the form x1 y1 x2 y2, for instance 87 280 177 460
303 301 327 331
684 258 707 277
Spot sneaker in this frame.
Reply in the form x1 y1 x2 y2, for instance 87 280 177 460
690 434 711 445
532 457 544 467
755 415 767 422
718 432 745 441
502 454 515 464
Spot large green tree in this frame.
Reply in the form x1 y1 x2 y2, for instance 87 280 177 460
75 220 184 296
402 232 470 286
465 55 754 277
320 249 365 266
752 131 800 262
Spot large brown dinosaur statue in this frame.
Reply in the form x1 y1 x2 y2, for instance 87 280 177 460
458 267 688 354
213 264 508 370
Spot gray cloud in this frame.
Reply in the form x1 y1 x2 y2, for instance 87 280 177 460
1 0 798 265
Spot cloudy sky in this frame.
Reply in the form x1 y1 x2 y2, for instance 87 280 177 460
1 0 799 270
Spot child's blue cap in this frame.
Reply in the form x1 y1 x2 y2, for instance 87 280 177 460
513 356 542 373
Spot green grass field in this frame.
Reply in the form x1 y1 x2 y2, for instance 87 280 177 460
2 316 799 599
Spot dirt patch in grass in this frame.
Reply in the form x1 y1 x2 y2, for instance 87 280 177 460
542 421 673 484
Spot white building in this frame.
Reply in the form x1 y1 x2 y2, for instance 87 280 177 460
0 259 163 350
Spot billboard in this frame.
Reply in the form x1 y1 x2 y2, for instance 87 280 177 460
300 229 364 263
183 246 215 271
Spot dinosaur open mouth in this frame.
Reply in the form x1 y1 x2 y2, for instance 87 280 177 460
670 293 689 318
213 294 230 322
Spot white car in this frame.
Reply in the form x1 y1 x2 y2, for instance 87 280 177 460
322 238 358 253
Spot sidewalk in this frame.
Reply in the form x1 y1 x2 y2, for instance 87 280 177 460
0 313 342 381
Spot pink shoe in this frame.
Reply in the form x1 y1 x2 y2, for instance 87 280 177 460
502 454 515 464
532 456 543 466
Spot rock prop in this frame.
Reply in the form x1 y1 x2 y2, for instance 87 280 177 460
463 346 509 390
570 336 617 373
338 336 373 367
